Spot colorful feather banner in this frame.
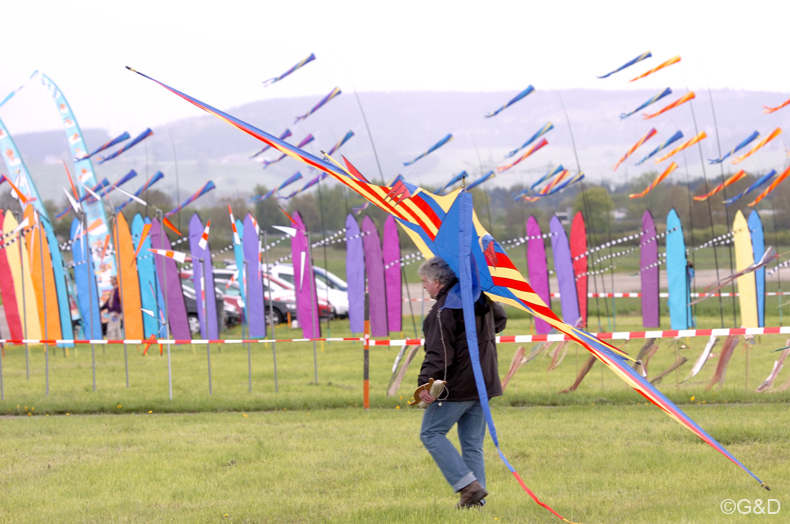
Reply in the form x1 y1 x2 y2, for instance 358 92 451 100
97 128 153 164
484 85 535 118
530 165 565 190
629 55 681 82
262 53 316 87
654 131 706 164
629 162 678 199
613 128 657 171
325 130 355 156
708 131 759 164
128 67 770 498
249 171 303 204
436 170 468 195
694 170 746 201
75 131 130 161
465 170 495 190
643 91 695 120
250 128 291 158
165 181 216 217
294 87 341 123
636 130 683 165
748 165 790 207
598 51 652 79
403 133 453 166
763 97 790 114
724 169 777 206
497 138 548 173
732 128 782 164
505 122 554 158
262 134 314 168
620 88 672 119
117 171 164 210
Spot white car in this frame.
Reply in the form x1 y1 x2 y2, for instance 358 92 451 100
264 263 349 317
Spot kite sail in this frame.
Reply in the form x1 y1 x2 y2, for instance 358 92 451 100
165 180 216 217
748 165 790 207
636 130 683 165
262 53 316 87
124 68 772 510
724 169 777 206
75 131 130 161
484 85 535 118
294 87 341 123
732 128 782 164
251 128 291 158
654 131 706 164
613 128 657 171
708 131 759 164
505 122 553 158
598 51 652 79
497 138 547 173
629 162 678 199
620 88 672 119
325 130 355 156
403 133 453 166
436 170 468 195
249 171 303 204
97 128 153 164
643 91 695 120
763 97 790 114
694 170 746 201
465 170 495 191
629 55 681 82
117 171 164 210
262 134 314 168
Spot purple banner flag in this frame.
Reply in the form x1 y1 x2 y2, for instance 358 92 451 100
291 211 320 338
189 213 219 339
640 210 660 327
243 214 266 338
362 216 388 337
550 215 581 326
382 215 402 334
150 219 190 340
526 217 552 334
346 214 365 333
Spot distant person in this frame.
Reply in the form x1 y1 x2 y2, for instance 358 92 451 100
416 256 507 508
101 276 123 339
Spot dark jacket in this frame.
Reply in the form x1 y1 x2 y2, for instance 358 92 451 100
418 278 506 401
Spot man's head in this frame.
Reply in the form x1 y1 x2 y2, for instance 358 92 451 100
418 257 455 299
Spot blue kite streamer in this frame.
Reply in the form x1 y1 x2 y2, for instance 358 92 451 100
325 130 355 156
465 170 495 190
484 85 535 118
75 131 130 161
709 131 760 164
598 51 652 79
250 128 291 158
403 134 453 166
294 87 341 123
262 134 314 169
724 170 777 206
505 122 554 158
530 164 565 190
97 128 153 164
620 88 672 119
262 53 316 87
635 130 684 165
249 171 303 204
117 171 164 211
437 170 468 195
165 180 216 217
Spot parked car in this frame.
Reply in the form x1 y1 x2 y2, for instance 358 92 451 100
179 273 227 335
212 269 301 325
264 263 348 317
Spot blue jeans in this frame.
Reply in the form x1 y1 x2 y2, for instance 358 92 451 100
420 400 486 492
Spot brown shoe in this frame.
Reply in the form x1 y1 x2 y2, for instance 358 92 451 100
456 481 488 508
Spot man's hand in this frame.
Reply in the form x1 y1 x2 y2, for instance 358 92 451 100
418 389 436 405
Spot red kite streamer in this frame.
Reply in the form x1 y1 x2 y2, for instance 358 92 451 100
643 91 695 120
497 138 548 173
654 131 707 164
629 162 678 199
749 165 790 207
693 170 746 201
732 128 782 164
763 97 790 114
629 55 681 82
613 128 656 171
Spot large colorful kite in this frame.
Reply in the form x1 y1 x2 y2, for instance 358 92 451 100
262 53 316 87
620 88 671 119
732 128 782 164
643 91 695 120
693 170 746 201
262 134 315 168
748 165 790 207
629 162 678 199
636 130 683 165
497 138 547 173
598 51 652 78
629 55 681 82
708 131 759 164
654 131 706 164
294 87 341 123
403 133 453 166
613 128 656 171
505 122 553 158
97 128 153 164
128 70 770 515
484 85 535 118
724 169 777 206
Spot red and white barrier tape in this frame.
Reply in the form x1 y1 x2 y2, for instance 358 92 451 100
401 291 790 302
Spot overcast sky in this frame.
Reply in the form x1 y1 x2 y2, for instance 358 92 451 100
1 0 788 136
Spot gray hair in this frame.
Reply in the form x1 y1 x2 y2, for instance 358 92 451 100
418 257 456 285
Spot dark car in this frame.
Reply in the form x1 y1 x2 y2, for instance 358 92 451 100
212 269 298 326
180 274 227 335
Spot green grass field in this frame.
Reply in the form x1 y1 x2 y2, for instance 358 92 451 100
1 315 789 522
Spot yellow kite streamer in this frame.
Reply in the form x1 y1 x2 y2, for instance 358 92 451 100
654 131 706 164
629 55 681 82
643 91 695 120
629 162 678 199
749 165 790 207
732 128 782 165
